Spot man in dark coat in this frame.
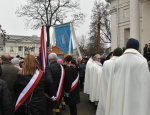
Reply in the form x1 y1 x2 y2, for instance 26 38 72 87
64 58 80 115
0 53 20 100
0 78 13 115
78 58 86 91
0 64 13 115
46 52 63 115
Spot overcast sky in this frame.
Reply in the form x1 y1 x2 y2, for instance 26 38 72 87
0 0 99 38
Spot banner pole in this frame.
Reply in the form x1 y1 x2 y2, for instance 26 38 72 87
70 23 82 59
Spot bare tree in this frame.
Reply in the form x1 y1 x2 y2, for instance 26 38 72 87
87 1 111 55
79 35 87 56
0 25 9 45
16 0 84 47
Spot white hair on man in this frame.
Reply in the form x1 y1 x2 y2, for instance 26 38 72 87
93 54 101 62
11 57 20 65
48 52 57 62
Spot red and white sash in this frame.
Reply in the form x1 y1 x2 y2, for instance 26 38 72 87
69 74 79 93
51 65 65 101
15 70 43 111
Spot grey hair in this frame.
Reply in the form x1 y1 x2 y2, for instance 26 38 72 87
11 58 20 65
48 52 57 62
93 54 101 61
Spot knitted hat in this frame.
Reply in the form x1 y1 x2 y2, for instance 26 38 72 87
126 38 139 50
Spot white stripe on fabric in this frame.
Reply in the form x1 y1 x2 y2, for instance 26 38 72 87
71 74 79 88
43 26 47 71
56 65 64 98
15 70 40 106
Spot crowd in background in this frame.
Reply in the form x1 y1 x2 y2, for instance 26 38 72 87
143 43 150 70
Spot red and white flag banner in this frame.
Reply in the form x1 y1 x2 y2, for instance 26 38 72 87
15 70 43 111
40 26 47 71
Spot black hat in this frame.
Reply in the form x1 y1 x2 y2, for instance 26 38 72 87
113 48 123 56
126 38 139 50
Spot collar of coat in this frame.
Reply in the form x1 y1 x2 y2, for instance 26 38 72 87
94 61 102 66
123 48 142 57
110 56 118 60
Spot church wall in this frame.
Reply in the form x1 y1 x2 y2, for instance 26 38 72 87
141 1 150 51
111 11 118 50
119 0 129 4
110 0 130 50
110 0 146 51
118 24 130 48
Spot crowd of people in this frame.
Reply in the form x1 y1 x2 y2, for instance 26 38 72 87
0 38 150 115
84 38 150 115
0 53 81 115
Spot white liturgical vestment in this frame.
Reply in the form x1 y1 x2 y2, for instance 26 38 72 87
84 58 94 94
89 61 102 102
105 49 150 115
96 56 118 115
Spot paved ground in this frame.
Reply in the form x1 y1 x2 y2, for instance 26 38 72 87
62 92 96 115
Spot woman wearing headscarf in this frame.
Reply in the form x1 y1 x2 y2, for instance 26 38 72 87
14 54 53 115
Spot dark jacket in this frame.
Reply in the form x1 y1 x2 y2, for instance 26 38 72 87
64 65 80 105
148 47 150 61
48 61 62 100
0 79 13 115
14 73 52 115
78 63 86 78
0 61 20 99
143 46 148 60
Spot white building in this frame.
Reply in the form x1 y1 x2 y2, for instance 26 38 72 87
107 0 150 51
0 35 40 57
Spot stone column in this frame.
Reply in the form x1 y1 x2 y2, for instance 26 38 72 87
130 0 140 40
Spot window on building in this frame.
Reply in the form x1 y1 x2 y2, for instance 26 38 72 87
10 47 14 52
18 46 22 51
124 28 130 46
25 46 28 51
0 47 3 51
31 47 35 52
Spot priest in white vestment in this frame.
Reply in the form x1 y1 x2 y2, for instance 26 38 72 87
96 48 123 115
105 38 150 115
89 54 102 102
84 56 94 94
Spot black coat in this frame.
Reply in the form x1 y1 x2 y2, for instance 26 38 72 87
0 79 13 115
0 61 20 100
143 46 148 60
64 66 80 105
14 73 53 115
48 61 62 99
78 63 86 78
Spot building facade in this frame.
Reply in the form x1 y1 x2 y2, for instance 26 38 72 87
0 35 40 57
107 0 150 51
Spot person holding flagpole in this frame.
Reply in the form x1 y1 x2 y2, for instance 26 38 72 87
14 54 53 115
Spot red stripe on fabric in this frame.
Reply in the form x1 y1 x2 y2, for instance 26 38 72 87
40 26 45 71
56 66 65 101
15 71 43 111
69 81 78 93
